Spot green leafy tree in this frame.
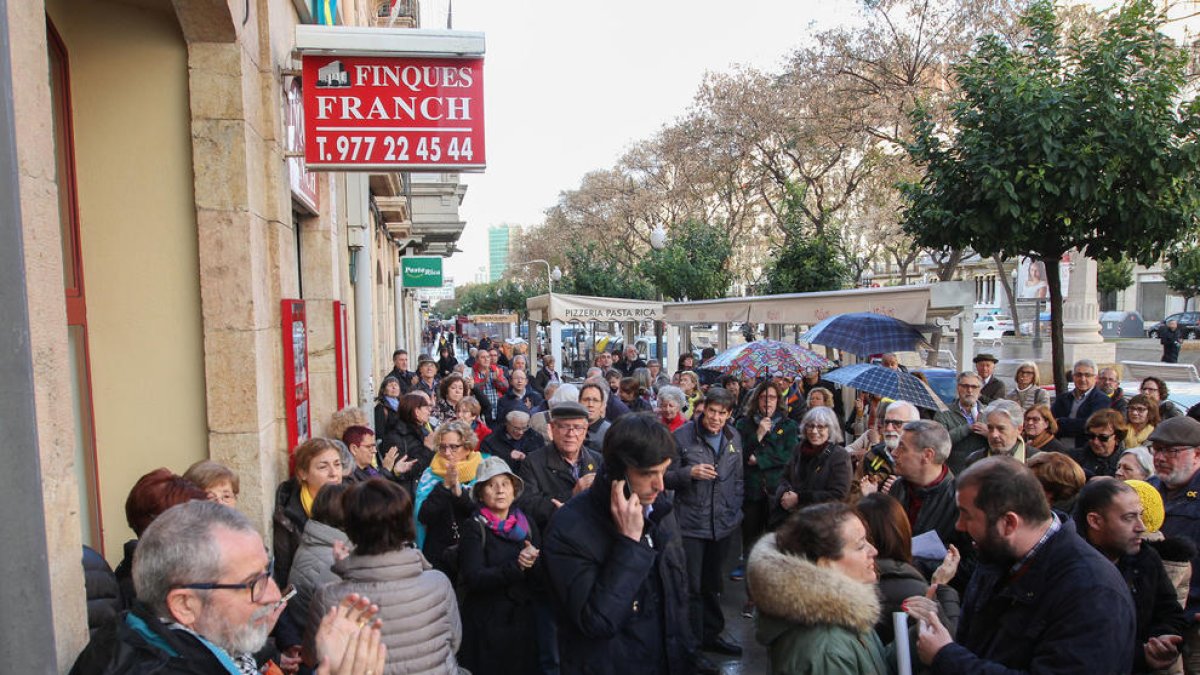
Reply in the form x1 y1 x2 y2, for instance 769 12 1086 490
765 230 851 294
561 243 656 300
901 0 1200 392
1097 256 1135 309
641 220 734 301
1165 246 1200 308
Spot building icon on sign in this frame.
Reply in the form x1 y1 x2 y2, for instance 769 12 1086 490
316 61 349 87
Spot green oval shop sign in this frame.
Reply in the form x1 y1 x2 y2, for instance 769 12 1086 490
401 256 443 288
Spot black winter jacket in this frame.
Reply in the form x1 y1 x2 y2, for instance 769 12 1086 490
84 545 122 636
931 518 1136 675
888 470 976 589
771 443 851 525
272 479 307 588
543 473 695 675
481 429 542 472
666 421 744 541
1117 544 1189 673
458 512 544 675
69 602 235 675
516 443 603 530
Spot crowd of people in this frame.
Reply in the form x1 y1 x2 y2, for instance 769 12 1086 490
67 334 1200 674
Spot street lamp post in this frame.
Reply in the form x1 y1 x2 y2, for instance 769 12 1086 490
650 225 668 370
510 259 562 291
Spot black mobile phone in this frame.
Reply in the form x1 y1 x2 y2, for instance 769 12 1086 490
622 475 633 500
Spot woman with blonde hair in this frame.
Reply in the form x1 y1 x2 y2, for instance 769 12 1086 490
415 419 485 577
1006 361 1050 411
678 370 702 418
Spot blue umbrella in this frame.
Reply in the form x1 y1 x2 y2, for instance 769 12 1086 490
822 363 948 412
800 313 929 357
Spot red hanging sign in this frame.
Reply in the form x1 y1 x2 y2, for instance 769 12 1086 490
302 55 485 171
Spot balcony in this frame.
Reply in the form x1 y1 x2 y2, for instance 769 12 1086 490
374 0 418 28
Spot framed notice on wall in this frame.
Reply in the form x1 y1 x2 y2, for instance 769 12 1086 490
281 300 311 455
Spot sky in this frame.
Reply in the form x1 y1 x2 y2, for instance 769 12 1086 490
419 0 865 284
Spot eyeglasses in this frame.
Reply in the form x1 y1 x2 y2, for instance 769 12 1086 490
1128 406 1150 414
1016 370 1034 376
805 423 830 430
1151 445 1195 456
438 443 464 452
1075 372 1097 378
958 384 981 390
882 419 908 428
1141 386 1160 393
174 558 276 603
555 425 588 435
1085 432 1115 442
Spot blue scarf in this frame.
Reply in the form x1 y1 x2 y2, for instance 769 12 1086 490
384 396 399 410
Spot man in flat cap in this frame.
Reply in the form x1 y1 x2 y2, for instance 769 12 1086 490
973 353 1005 404
1148 415 1200 671
518 401 604 531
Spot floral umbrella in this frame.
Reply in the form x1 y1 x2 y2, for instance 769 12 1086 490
701 340 834 380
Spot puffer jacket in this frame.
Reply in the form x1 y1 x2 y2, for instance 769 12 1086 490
666 421 744 541
285 519 346 634
308 547 462 674
83 545 122 636
748 533 890 675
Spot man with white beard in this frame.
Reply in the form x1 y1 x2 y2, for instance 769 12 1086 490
856 400 921 495
70 500 384 675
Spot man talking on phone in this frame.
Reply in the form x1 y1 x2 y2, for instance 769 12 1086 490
543 413 717 675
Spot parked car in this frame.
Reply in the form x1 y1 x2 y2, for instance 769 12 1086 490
1148 312 1200 339
1099 310 1145 338
911 367 958 405
973 315 1015 338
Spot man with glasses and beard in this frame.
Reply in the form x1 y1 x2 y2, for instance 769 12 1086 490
1147 416 1200 671
906 457 1135 674
855 400 921 493
70 500 385 674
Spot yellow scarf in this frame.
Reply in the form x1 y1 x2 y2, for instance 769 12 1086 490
430 451 483 484
1127 424 1154 448
299 482 318 517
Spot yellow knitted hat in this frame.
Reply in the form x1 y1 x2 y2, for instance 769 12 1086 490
1125 480 1165 533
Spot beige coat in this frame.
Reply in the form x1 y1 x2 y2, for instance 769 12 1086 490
309 547 462 674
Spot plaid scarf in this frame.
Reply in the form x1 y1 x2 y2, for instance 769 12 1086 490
479 506 531 543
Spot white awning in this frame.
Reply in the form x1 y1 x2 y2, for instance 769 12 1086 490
662 282 975 326
526 292 664 323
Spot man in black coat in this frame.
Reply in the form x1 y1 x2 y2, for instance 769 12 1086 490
665 388 744 657
1076 479 1188 672
973 353 1005 404
1050 358 1112 447
878 419 974 588
908 457 1136 674
1161 319 1183 363
517 402 604 531
386 348 416 393
542 413 711 675
481 410 541 472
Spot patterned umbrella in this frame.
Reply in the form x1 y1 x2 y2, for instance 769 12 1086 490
822 363 949 412
800 312 930 357
702 340 834 380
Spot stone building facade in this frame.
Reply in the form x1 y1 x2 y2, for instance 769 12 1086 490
7 0 464 667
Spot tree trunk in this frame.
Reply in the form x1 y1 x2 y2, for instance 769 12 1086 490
1044 253 1067 396
993 254 1022 337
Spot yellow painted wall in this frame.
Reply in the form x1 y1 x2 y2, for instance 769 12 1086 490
48 0 208 563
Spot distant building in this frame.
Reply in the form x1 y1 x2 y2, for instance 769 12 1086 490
488 224 515 281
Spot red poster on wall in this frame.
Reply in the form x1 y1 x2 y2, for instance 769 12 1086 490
281 300 311 458
301 55 485 171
